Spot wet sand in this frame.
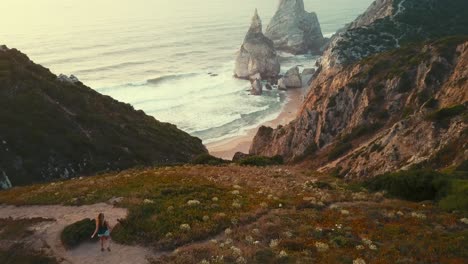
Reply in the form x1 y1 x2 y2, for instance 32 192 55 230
206 88 306 160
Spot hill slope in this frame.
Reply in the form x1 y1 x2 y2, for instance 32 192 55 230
0 46 207 188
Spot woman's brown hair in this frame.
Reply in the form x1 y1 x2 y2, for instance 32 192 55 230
97 213 105 227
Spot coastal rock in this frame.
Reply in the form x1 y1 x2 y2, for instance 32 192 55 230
235 9 281 80
279 66 302 89
278 78 287 90
250 38 468 177
251 79 263 95
265 0 325 55
265 83 273 90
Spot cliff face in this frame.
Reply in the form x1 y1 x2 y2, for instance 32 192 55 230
250 36 468 177
0 46 207 188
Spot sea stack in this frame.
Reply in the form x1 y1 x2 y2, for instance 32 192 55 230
266 0 325 55
234 9 281 80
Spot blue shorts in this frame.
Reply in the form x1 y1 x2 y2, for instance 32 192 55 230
98 230 110 237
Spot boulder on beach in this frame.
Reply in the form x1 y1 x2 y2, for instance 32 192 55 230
279 66 302 89
251 79 263 95
265 0 325 55
234 9 281 80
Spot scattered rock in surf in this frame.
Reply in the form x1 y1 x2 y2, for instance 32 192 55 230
265 83 273 90
251 79 263 95
278 66 302 89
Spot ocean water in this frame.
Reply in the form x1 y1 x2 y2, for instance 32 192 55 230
1 0 373 143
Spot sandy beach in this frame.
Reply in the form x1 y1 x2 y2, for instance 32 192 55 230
206 88 306 160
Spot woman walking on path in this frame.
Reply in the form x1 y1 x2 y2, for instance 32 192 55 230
91 213 112 252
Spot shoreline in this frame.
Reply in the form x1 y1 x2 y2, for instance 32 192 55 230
206 88 306 160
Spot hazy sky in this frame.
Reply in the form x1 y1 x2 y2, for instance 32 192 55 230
1 0 373 30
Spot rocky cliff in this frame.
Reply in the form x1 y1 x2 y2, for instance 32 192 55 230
320 0 468 71
0 46 207 188
265 0 325 55
234 9 281 80
251 36 467 178
251 0 468 178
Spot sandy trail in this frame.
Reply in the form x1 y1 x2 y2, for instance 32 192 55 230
0 203 156 264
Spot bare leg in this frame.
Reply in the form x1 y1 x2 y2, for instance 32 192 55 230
100 237 104 251
107 237 111 251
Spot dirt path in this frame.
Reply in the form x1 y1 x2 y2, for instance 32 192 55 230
0 203 156 264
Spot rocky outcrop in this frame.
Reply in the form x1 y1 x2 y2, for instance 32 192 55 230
234 9 281 80
250 36 468 178
251 79 263 95
0 46 207 188
278 66 302 89
265 0 325 55
319 0 468 71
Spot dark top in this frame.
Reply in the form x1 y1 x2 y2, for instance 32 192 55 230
97 221 108 235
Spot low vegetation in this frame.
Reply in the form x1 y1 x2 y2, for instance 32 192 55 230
426 104 466 122
365 169 468 212
237 155 284 167
191 154 229 166
1 166 467 263
61 218 97 249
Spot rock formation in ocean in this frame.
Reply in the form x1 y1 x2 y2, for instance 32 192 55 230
278 66 302 89
0 46 207 188
265 0 325 55
250 0 468 178
234 9 281 80
251 79 263 95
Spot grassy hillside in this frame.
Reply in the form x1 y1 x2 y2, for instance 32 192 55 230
1 165 466 263
0 47 207 187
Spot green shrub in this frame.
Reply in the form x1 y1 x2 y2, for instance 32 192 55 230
340 123 382 143
365 169 451 201
237 155 283 167
438 179 468 212
191 154 228 166
328 142 353 161
61 218 97 249
254 249 275 263
426 104 466 122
